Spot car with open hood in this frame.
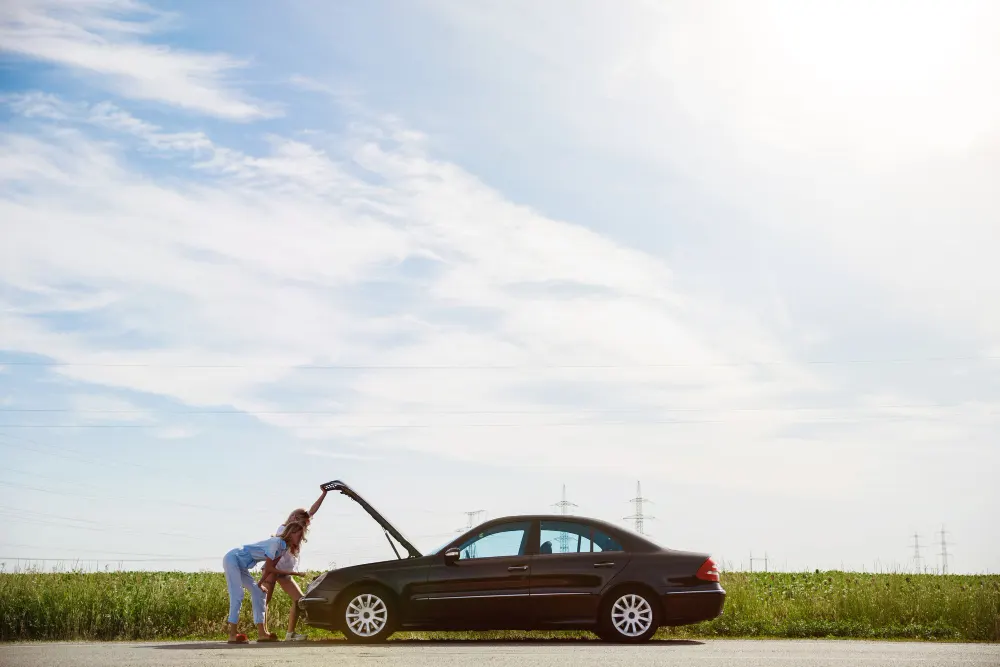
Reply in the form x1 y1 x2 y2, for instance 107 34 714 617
298 480 725 643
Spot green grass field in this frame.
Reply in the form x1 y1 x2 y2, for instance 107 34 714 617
1 569 997 642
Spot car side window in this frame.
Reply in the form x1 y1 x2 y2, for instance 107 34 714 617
539 521 623 554
591 527 623 553
456 521 531 559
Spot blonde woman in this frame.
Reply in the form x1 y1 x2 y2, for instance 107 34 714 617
223 522 306 644
260 486 327 640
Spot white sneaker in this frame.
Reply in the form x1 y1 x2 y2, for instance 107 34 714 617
284 633 307 641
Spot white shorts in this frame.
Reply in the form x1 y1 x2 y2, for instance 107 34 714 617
276 551 297 573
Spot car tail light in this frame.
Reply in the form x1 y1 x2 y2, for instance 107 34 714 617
696 557 720 582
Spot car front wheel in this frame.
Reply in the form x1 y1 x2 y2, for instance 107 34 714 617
597 589 660 643
338 587 396 643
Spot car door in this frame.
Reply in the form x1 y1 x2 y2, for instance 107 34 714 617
410 520 534 630
528 520 629 625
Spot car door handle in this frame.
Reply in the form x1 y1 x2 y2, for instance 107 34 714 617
593 562 616 568
507 565 529 572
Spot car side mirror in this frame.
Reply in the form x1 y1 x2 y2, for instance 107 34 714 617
444 548 460 565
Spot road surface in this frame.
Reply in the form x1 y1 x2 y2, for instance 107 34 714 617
1 639 997 667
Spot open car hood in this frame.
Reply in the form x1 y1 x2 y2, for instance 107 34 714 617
323 480 422 559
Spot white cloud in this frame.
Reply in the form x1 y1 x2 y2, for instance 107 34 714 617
288 74 357 100
5 91 997 514
0 94 862 496
1 91 78 119
423 0 1000 348
0 0 276 119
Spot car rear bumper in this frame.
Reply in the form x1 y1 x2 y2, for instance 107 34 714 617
659 587 725 626
298 595 337 630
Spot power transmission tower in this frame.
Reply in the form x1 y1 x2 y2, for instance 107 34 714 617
624 481 655 536
553 484 577 515
910 532 923 573
938 525 951 575
749 551 769 572
460 510 485 531
457 510 485 559
552 484 578 552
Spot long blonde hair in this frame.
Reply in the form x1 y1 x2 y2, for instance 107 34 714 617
279 520 308 557
285 508 310 526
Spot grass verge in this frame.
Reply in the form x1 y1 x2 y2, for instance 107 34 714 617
1 570 997 642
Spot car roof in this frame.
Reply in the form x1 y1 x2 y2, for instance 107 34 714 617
479 514 620 525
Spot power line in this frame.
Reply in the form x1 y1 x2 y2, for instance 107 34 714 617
0 465 155 494
0 431 197 483
4 412 993 429
0 425 152 428
0 478 278 516
0 432 155 472
0 401 984 414
4 354 998 369
0 466 283 516
0 542 215 559
0 508 205 541
0 556 216 563
0 528 464 566
0 455 459 526
0 508 421 544
0 435 350 517
0 505 108 526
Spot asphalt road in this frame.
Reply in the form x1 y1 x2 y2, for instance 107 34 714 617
1 639 997 667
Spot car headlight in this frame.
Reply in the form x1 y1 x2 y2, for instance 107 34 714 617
305 572 329 594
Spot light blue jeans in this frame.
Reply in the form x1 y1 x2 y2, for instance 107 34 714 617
223 548 266 625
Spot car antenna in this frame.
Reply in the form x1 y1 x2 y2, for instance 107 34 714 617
384 529 401 560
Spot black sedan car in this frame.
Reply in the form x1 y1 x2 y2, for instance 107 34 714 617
299 480 725 643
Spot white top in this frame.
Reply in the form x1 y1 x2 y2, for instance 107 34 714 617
274 524 299 570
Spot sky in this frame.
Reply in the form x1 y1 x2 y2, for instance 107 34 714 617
0 0 998 575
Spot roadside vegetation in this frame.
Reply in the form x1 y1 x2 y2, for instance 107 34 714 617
1 569 997 642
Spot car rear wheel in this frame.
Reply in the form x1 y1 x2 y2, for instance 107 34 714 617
338 587 396 643
597 588 660 643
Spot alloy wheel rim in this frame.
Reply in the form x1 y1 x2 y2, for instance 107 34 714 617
345 593 388 637
611 593 653 637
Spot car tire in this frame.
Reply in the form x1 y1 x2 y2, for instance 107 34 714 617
337 586 397 643
596 587 660 643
